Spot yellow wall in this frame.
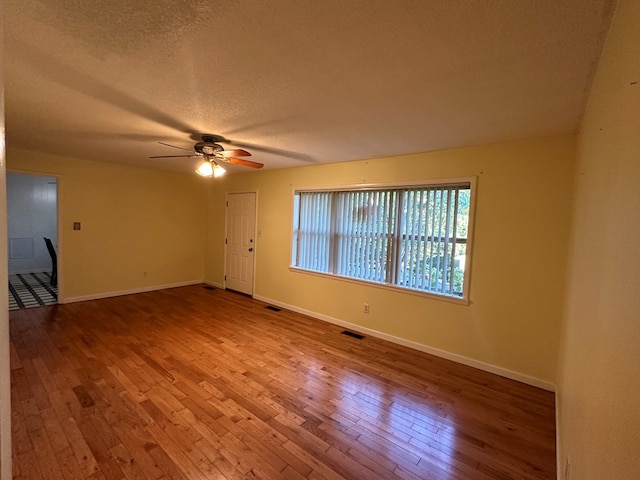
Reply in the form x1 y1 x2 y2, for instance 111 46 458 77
557 0 640 478
0 20 11 474
8 148 207 300
207 135 576 386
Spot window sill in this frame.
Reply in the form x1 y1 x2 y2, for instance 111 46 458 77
288 266 470 306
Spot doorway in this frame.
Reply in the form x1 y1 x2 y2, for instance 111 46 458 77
7 172 58 310
225 192 256 295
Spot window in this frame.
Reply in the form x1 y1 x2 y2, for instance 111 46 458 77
291 180 474 300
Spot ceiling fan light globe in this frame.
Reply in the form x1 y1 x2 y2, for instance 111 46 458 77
212 163 226 178
195 160 214 177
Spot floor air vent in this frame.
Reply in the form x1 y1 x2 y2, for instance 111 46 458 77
341 330 365 340
204 286 215 290
266 305 281 312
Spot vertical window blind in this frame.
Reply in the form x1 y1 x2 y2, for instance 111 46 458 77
292 182 472 299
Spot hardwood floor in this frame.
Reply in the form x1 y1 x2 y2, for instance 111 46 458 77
10 285 556 479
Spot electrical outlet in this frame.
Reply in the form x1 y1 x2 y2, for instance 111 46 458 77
363 303 369 314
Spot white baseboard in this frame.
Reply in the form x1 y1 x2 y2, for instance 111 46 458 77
61 280 204 304
253 294 556 392
9 269 50 275
204 280 225 289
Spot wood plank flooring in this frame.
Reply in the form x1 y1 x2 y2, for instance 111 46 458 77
10 285 556 479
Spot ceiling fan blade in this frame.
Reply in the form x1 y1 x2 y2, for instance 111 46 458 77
158 141 194 152
189 133 312 163
219 149 251 157
227 141 312 162
222 157 264 169
149 154 199 159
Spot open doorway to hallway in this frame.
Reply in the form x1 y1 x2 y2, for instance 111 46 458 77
7 172 58 310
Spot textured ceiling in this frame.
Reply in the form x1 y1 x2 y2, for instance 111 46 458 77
4 0 614 174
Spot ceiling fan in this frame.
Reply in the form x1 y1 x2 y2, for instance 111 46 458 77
150 134 264 177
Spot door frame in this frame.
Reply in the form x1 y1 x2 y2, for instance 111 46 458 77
224 190 258 296
6 168 64 303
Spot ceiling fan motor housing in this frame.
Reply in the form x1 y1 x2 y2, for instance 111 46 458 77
195 142 224 156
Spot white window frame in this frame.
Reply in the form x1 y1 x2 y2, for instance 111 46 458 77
289 177 476 305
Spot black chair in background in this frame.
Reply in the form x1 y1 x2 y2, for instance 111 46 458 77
43 237 57 286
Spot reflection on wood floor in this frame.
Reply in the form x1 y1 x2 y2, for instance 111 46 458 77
10 285 556 479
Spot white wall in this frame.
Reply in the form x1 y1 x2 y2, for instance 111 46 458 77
557 0 640 478
7 172 57 274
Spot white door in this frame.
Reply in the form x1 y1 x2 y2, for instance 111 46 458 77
225 192 256 295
